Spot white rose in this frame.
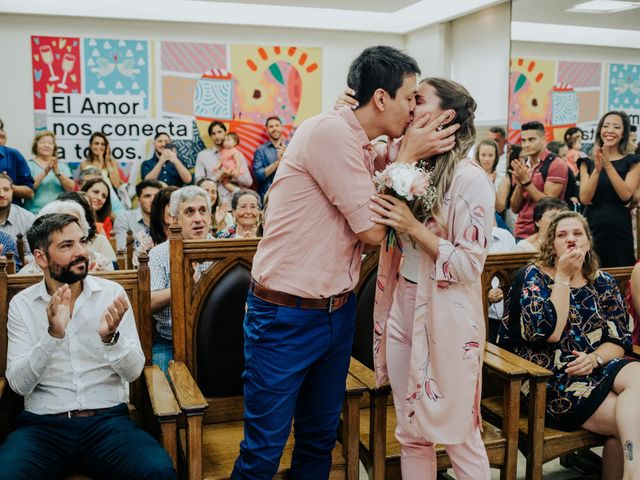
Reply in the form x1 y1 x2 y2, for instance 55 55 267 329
390 166 414 198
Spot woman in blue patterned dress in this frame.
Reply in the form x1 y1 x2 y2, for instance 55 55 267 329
499 211 640 479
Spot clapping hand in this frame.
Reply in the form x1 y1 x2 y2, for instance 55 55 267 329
509 158 531 185
98 293 129 341
593 146 610 172
46 284 72 339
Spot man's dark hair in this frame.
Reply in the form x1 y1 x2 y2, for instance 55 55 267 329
489 126 506 138
27 213 81 254
532 197 568 231
265 116 281 127
347 46 420 107
207 120 227 136
135 179 164 199
149 186 178 245
521 121 545 134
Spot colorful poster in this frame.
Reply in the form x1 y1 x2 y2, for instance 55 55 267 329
30 35 323 177
608 63 640 113
31 36 82 111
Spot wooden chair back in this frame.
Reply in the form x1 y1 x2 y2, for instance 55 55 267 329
16 233 26 267
126 230 134 269
169 226 258 423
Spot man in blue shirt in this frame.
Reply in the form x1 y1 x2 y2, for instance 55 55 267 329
253 116 287 200
0 120 34 204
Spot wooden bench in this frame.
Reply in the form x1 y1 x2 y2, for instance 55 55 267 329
480 253 639 480
165 227 366 480
0 254 181 478
348 251 527 480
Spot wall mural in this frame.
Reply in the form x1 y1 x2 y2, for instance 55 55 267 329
509 57 639 148
30 35 322 182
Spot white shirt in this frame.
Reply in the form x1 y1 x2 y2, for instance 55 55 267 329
194 146 253 206
113 207 147 250
399 232 421 283
6 275 144 415
488 227 516 320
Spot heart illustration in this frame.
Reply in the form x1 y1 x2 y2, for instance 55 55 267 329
34 69 43 82
53 41 57 47
67 46 72 53
33 37 40 45
70 74 77 82
34 91 42 99
33 54 40 63
59 38 67 49
46 84 55 92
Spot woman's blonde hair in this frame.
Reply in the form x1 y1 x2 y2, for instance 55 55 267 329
31 131 58 157
536 211 599 282
412 78 477 226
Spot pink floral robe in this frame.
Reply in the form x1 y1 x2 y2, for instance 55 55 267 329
373 159 495 444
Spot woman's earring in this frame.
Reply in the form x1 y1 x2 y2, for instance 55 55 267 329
585 251 591 263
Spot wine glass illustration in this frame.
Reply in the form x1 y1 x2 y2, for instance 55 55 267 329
58 54 76 90
39 45 59 81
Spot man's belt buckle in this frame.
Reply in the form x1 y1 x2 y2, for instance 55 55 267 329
328 295 336 314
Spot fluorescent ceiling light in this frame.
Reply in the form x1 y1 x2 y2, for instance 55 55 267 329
567 0 639 13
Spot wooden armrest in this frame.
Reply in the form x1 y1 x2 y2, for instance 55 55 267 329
486 343 553 379
167 361 208 414
345 372 367 397
483 350 527 380
143 365 181 418
631 345 640 359
348 357 391 395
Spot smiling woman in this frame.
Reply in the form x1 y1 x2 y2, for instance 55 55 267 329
81 177 114 239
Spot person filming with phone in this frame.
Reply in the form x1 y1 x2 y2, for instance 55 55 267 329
497 211 640 478
141 132 191 187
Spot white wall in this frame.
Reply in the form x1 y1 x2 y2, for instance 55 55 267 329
449 2 511 127
405 23 450 79
0 13 404 155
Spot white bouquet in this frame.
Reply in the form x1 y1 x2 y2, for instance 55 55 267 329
373 162 436 249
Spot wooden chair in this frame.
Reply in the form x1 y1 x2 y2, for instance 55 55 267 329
126 229 134 269
0 254 181 477
480 254 640 480
4 252 15 274
348 250 527 480
165 227 365 480
15 233 26 267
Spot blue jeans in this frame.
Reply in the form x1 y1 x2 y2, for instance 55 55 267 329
152 335 173 376
0 403 176 480
231 291 356 480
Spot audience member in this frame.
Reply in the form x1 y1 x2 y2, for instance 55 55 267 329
253 116 288 199
0 121 34 205
77 164 126 217
18 200 114 274
488 126 508 184
510 121 568 240
217 132 245 194
628 125 637 154
0 118 5 146
578 110 640 267
57 191 116 266
546 140 569 160
498 211 640 479
24 131 74 214
0 213 176 479
512 197 568 252
81 177 114 238
215 189 262 239
195 178 233 234
487 220 516 342
0 172 35 262
141 132 191 187
195 120 227 181
113 179 163 250
80 132 125 191
194 121 253 205
0 230 19 268
564 127 586 175
149 186 212 374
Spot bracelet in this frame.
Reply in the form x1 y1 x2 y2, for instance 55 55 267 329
555 279 570 287
521 180 532 187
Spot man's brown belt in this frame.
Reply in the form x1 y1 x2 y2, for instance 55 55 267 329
250 280 350 313
50 407 113 418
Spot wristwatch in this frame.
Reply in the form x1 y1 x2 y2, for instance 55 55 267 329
102 330 120 346
593 353 605 368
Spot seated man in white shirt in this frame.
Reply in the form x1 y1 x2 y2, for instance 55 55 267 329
0 213 175 479
113 179 163 250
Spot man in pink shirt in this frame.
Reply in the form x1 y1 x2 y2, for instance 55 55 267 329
232 46 458 479
510 121 568 240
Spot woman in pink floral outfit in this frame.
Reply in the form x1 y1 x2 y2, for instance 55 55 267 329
369 78 494 479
